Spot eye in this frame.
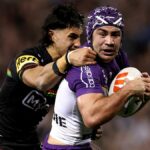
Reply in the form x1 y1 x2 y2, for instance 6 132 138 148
98 31 107 37
111 31 121 37
68 33 79 40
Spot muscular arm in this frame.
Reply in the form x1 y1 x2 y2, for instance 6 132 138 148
22 54 66 92
77 78 145 128
22 47 96 92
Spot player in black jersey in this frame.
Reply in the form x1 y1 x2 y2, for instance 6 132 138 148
0 4 97 150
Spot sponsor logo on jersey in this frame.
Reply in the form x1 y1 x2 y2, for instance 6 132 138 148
53 113 67 128
16 55 39 72
22 90 49 111
81 66 95 88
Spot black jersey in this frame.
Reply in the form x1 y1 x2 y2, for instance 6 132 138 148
0 46 57 147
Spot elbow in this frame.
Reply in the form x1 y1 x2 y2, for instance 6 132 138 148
34 78 49 92
83 112 115 128
35 76 61 91
83 116 103 129
37 84 47 92
22 75 48 92
84 119 97 129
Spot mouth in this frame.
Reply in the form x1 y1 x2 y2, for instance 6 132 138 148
101 49 116 56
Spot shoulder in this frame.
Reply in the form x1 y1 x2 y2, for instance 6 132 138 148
65 64 102 90
66 64 101 79
15 46 46 60
15 47 39 63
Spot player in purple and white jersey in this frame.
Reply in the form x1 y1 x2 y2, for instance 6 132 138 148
0 4 99 150
42 6 150 150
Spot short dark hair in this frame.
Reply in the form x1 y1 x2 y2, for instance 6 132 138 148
40 4 84 47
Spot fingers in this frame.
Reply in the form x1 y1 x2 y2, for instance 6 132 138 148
126 77 146 95
142 76 150 96
82 47 97 58
142 77 150 87
82 47 97 64
83 61 97 65
144 84 150 96
69 47 97 66
85 47 97 55
142 72 150 78
96 127 103 134
142 76 150 83
144 92 150 97
93 127 103 140
87 52 97 59
82 57 97 65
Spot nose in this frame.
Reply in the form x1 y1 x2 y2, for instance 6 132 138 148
74 39 81 48
105 36 114 45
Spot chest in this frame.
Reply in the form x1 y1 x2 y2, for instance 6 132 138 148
98 63 120 90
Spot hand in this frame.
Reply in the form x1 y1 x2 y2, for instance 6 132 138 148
91 126 103 140
125 77 146 95
68 47 97 66
142 72 150 97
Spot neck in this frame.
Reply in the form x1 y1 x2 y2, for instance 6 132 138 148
46 45 61 61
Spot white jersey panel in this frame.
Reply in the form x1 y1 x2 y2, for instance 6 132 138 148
50 79 92 145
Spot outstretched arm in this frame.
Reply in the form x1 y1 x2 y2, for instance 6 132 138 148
22 47 96 92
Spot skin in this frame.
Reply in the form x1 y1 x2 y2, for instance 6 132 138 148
22 27 97 92
22 26 102 143
92 26 122 63
47 26 150 145
76 26 148 128
142 72 150 97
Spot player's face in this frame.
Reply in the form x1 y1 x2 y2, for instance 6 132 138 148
50 27 83 56
92 26 122 63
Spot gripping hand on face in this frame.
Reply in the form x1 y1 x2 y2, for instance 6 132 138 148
68 47 97 66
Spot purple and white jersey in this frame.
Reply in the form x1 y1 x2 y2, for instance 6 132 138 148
50 60 121 145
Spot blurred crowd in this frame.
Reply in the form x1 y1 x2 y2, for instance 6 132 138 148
0 0 150 150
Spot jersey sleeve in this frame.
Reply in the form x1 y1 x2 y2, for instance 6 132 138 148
66 65 105 97
15 50 40 79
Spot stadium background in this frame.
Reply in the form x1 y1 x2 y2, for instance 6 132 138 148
0 0 150 149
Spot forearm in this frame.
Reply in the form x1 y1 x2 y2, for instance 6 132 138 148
22 63 60 91
93 87 132 125
22 54 69 91
56 53 69 74
79 85 134 128
80 77 145 128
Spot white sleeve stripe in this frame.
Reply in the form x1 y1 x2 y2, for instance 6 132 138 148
80 67 88 88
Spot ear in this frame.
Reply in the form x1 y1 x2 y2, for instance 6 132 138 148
48 30 55 42
48 30 53 37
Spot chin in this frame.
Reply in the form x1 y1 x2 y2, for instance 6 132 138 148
103 59 112 63
99 55 114 63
